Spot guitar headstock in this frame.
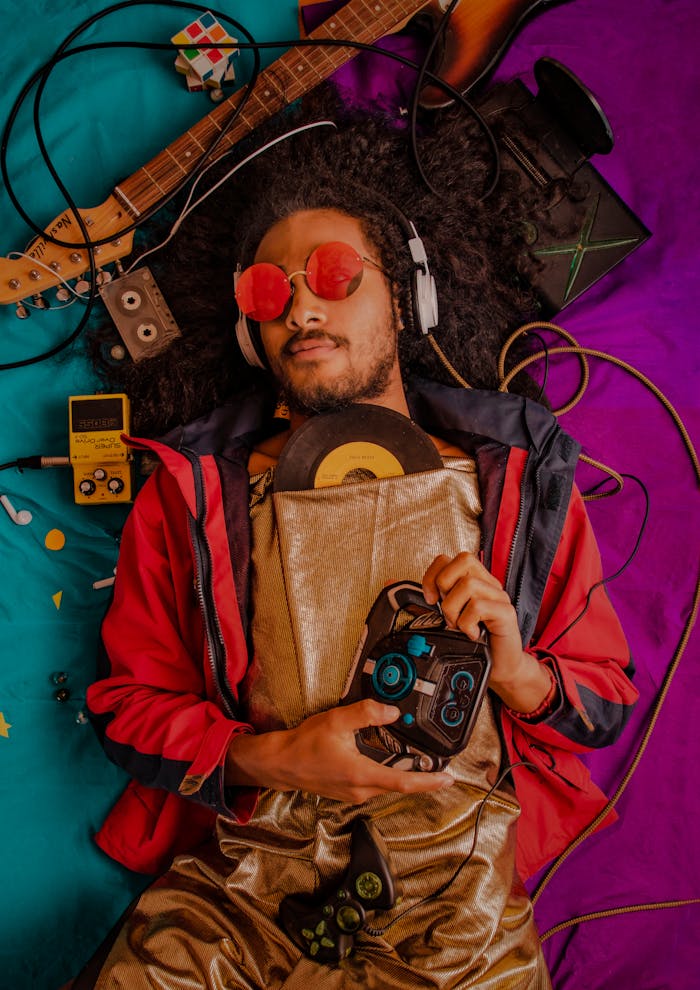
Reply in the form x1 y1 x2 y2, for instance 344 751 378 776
0 195 134 307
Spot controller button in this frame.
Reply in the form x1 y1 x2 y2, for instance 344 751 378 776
322 905 334 917
452 670 475 694
372 653 415 700
356 870 383 901
442 705 465 727
315 921 328 936
406 634 431 657
336 905 362 932
301 928 315 941
401 713 415 726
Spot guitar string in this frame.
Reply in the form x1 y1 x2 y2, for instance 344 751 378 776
0 2 493 368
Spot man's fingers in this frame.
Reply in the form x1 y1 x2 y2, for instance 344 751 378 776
439 580 512 634
344 698 400 729
422 553 452 603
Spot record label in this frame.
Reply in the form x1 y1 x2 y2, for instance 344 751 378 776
273 404 443 492
314 441 405 487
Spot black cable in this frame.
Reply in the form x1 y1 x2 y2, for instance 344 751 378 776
407 0 500 201
1 1 261 249
0 4 502 369
363 760 535 937
2 15 499 251
545 473 650 651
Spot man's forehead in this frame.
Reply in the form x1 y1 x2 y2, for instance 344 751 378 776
253 208 371 264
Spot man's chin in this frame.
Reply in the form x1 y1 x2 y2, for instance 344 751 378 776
283 385 356 416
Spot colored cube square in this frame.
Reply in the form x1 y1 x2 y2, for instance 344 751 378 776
172 11 238 91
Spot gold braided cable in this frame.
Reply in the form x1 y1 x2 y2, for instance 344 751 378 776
539 897 700 942
498 321 590 415
532 564 700 905
501 345 700 482
496 323 700 920
426 333 472 388
578 453 624 500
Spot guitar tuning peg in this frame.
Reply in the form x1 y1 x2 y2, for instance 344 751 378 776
15 303 30 319
32 293 50 310
56 287 71 302
75 276 91 294
96 269 112 286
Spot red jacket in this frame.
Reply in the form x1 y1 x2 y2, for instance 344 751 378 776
87 381 638 880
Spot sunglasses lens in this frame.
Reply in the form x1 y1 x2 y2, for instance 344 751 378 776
307 242 364 300
235 263 291 321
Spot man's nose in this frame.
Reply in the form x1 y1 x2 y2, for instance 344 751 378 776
284 274 328 329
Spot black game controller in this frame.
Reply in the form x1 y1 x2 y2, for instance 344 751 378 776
341 581 492 770
279 818 395 963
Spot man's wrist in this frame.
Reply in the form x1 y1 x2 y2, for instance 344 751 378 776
490 652 556 715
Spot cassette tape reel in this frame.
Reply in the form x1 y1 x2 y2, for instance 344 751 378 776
99 266 181 361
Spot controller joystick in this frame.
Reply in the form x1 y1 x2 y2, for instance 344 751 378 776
279 818 395 963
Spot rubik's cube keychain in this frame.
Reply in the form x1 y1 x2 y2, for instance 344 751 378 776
171 10 238 102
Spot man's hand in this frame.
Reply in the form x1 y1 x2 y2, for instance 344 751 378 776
225 699 454 801
422 552 552 713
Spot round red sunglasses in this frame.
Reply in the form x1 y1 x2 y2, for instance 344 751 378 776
234 241 384 322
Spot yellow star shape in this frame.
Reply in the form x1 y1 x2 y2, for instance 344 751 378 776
0 712 11 738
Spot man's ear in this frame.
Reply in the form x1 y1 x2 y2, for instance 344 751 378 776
392 286 405 331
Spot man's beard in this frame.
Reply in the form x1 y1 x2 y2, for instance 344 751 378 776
269 328 399 416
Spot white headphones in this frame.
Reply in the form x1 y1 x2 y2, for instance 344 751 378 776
234 200 439 369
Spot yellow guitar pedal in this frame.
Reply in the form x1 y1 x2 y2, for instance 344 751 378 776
68 393 133 504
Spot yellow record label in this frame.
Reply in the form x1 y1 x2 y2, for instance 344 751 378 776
314 441 405 487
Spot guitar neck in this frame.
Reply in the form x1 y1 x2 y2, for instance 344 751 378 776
115 0 428 218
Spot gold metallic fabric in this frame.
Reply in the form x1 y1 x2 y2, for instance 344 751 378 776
93 463 550 989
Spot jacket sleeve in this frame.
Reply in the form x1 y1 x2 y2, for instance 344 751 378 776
86 467 257 824
504 484 638 752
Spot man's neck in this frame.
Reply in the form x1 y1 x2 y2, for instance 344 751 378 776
247 391 464 476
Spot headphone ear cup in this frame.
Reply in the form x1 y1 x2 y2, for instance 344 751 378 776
234 267 267 368
412 268 439 336
235 309 267 368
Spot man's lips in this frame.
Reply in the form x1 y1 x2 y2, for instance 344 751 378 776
284 334 341 357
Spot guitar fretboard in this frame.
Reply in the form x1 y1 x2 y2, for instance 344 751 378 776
114 0 428 217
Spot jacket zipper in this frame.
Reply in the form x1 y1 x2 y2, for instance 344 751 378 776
513 463 542 613
183 449 238 718
504 450 529 608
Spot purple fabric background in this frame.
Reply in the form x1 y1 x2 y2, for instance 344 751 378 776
309 1 700 986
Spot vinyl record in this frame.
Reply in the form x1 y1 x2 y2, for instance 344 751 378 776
273 404 443 492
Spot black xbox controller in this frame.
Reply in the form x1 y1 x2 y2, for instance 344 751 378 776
279 818 396 963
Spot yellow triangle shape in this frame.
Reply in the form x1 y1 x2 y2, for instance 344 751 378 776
52 590 63 610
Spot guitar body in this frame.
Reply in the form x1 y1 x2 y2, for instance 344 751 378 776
298 0 565 107
419 0 563 106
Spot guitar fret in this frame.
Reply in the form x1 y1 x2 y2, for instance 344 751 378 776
116 0 428 214
140 164 167 195
164 147 188 176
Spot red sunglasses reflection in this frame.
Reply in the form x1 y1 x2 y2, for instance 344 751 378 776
235 241 374 322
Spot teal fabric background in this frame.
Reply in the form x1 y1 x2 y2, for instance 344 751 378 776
0 3 297 987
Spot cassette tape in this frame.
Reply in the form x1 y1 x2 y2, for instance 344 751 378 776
99 266 181 361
